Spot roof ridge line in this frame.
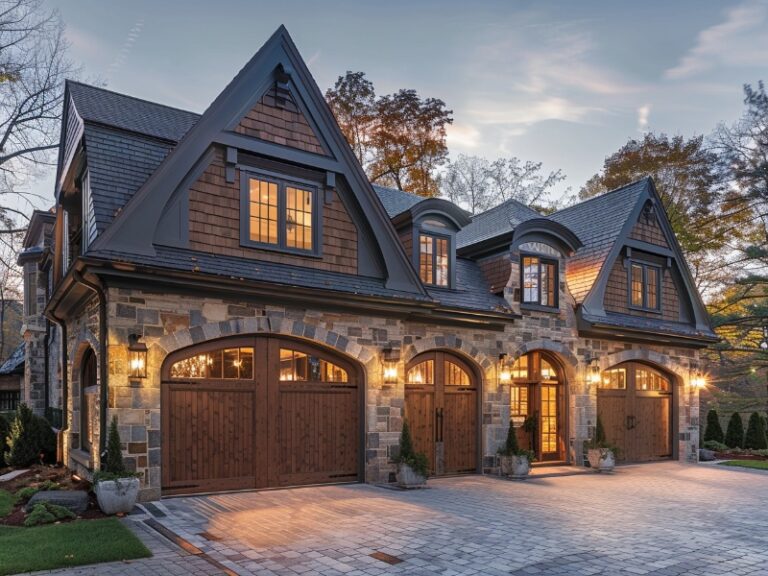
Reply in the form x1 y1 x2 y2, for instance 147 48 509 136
550 177 649 216
471 196 540 220
67 79 202 118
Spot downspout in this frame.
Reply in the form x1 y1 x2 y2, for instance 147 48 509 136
72 270 108 461
44 308 67 464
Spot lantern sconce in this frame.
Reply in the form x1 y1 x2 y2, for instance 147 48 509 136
128 334 148 380
586 355 601 386
498 353 512 384
381 345 400 386
689 361 706 389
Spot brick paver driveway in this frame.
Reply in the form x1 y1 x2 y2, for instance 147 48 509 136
39 462 768 576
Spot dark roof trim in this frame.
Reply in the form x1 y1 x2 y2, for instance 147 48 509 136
391 198 472 229
577 313 719 349
21 210 55 250
17 246 45 265
456 231 515 259
512 218 582 256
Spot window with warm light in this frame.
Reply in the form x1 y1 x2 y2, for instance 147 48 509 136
629 261 661 311
600 368 626 389
242 174 317 253
170 347 254 380
521 255 558 308
444 361 470 385
419 234 449 286
510 355 529 379
407 359 434 384
278 348 347 382
511 386 528 417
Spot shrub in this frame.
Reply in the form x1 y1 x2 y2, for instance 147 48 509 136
498 420 535 460
744 412 768 450
102 416 126 475
703 409 724 444
724 412 744 449
394 420 429 478
23 502 75 527
2 404 57 467
15 486 39 502
703 440 728 452
0 413 9 466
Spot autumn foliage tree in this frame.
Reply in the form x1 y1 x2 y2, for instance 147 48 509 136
326 71 452 197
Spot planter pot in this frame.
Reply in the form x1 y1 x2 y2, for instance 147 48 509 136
95 477 140 515
396 463 427 488
587 448 615 473
499 454 531 478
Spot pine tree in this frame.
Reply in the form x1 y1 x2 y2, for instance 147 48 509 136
103 415 126 474
595 414 607 446
744 412 768 450
4 404 40 467
398 420 415 461
724 412 744 449
500 420 520 456
703 409 724 444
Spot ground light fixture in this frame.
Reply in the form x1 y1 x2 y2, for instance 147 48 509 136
128 334 148 379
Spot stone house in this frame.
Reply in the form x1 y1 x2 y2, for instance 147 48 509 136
23 26 716 500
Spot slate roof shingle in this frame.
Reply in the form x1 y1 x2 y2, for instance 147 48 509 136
372 185 425 217
0 342 25 375
456 199 542 249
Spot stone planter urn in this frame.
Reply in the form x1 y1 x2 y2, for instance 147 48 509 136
396 463 427 488
499 454 531 478
587 448 616 473
94 477 140 515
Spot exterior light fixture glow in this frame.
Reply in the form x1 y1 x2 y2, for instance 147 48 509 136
381 345 400 385
586 356 601 386
499 353 512 384
690 374 706 389
128 334 148 379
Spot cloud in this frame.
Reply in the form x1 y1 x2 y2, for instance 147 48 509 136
446 122 481 149
467 96 600 127
637 104 650 132
665 0 768 79
108 18 145 79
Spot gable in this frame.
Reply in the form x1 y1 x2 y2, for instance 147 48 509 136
235 85 326 156
628 203 669 248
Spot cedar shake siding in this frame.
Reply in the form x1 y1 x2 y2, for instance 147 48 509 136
235 86 325 156
629 210 669 248
188 150 358 274
478 253 510 295
604 256 680 321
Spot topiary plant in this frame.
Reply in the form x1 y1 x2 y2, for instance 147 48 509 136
724 412 744 449
744 412 768 450
103 415 126 475
703 409 724 444
498 420 535 460
394 420 429 478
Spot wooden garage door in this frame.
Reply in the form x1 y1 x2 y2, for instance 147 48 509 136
597 362 672 462
162 337 360 495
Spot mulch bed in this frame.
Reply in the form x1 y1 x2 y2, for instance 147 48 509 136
0 465 108 527
714 452 768 461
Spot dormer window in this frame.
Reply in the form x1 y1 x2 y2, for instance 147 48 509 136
241 173 318 254
521 255 558 308
629 261 660 311
419 233 449 286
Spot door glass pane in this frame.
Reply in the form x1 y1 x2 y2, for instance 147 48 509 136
407 360 434 385
444 360 470 386
635 368 668 391
170 347 254 379
540 359 557 381
511 355 528 379
279 348 348 382
511 385 528 417
541 385 558 453
600 368 626 389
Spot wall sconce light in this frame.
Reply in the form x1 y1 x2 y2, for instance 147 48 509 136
381 346 400 385
499 353 512 384
690 373 707 389
128 334 148 379
587 357 601 386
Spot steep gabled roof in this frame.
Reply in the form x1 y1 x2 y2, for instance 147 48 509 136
373 185 425 217
548 179 647 303
68 81 199 142
457 199 541 249
0 342 24 375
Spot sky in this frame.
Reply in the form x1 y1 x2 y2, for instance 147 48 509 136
28 0 768 205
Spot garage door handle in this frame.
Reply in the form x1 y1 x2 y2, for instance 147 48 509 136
436 408 444 442
626 415 637 430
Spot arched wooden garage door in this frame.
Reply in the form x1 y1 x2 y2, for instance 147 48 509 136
597 362 672 462
404 351 479 475
161 336 361 495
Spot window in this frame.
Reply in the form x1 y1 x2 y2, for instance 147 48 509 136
170 347 254 380
419 234 449 286
0 390 19 412
510 355 529 379
635 368 669 391
510 386 528 417
629 262 661 311
24 267 37 317
407 359 434 384
600 368 626 389
279 348 348 382
444 361 470 386
521 256 558 307
242 175 317 253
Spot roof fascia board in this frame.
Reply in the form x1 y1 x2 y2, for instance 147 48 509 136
55 91 84 201
512 218 583 256
216 132 342 172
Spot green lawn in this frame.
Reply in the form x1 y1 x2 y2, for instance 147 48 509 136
0 490 13 518
0 518 151 575
719 460 768 471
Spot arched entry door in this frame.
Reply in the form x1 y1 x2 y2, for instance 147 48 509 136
597 362 672 462
161 336 361 495
508 351 566 462
405 352 479 475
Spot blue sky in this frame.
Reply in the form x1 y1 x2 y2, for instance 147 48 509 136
33 0 768 204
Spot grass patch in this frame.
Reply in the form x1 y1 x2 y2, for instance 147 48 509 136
719 460 768 471
0 518 151 575
0 490 14 518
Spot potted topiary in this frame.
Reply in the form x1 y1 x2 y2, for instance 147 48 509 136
498 420 535 478
394 420 429 488
586 415 617 472
94 416 141 515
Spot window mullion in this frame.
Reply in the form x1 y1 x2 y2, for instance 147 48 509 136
278 181 286 249
431 237 437 285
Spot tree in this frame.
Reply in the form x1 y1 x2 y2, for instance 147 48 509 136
103 415 126 474
724 412 744 449
580 133 758 297
703 409 724 444
326 73 452 197
744 411 767 450
441 154 491 214
0 0 75 236
324 71 374 167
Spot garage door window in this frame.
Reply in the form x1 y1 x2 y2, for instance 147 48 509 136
169 347 254 379
407 359 434 384
279 348 348 382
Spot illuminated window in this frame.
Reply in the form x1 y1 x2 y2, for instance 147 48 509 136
629 261 661 311
243 175 316 253
540 359 557 381
445 361 470 386
170 347 254 380
407 360 434 385
521 255 558 307
511 355 529 379
600 368 626 389
636 368 669 391
419 234 449 286
279 348 348 382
